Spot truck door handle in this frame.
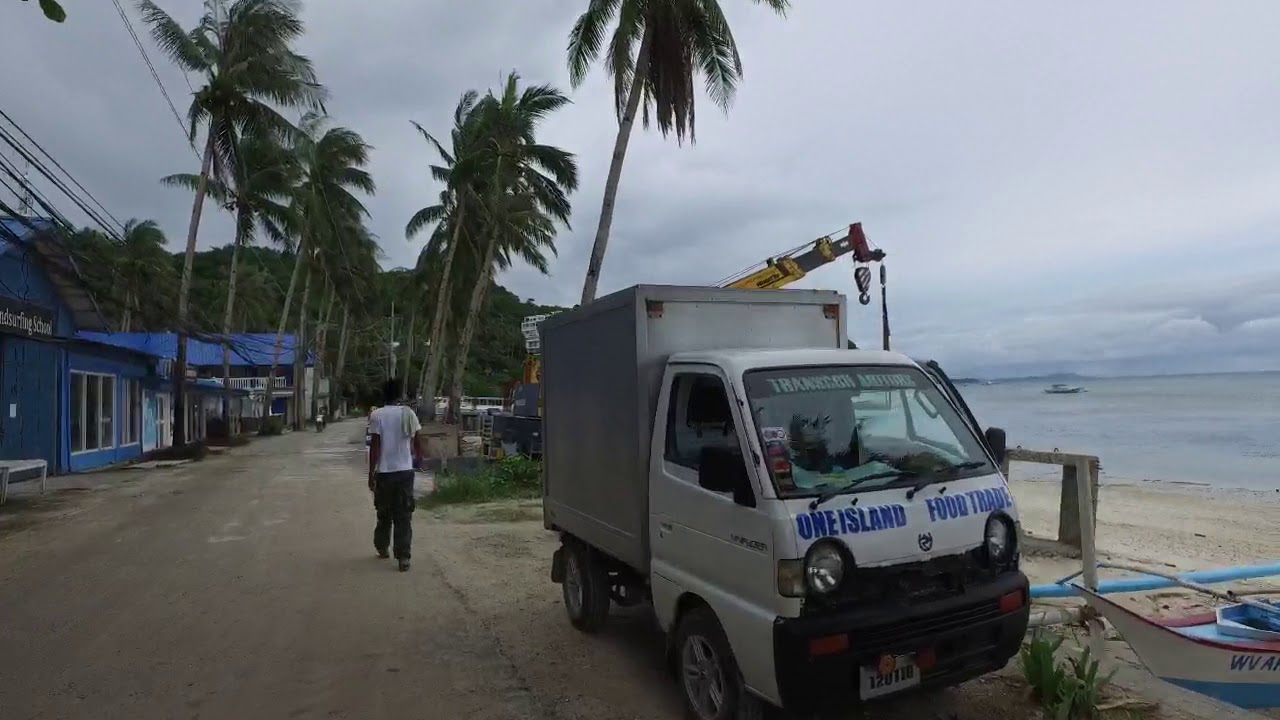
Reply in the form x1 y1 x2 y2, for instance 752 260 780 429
659 521 673 533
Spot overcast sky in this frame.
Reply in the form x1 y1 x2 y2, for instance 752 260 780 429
3 1 1278 377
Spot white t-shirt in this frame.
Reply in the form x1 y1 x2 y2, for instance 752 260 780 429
368 405 422 473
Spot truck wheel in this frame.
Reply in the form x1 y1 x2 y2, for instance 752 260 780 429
562 541 610 633
675 607 769 720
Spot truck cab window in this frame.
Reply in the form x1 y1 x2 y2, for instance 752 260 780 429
664 373 738 470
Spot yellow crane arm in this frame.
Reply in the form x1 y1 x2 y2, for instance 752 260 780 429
722 223 882 290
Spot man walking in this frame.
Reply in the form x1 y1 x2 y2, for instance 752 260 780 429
366 378 423 571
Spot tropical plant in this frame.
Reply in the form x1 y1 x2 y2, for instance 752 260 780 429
262 112 375 431
139 0 326 444
164 132 297 419
407 90 486 408
113 219 175 331
443 72 578 417
20 0 65 22
568 0 789 303
68 222 175 331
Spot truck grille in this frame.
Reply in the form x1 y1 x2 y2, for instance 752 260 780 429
819 550 997 611
856 599 1003 651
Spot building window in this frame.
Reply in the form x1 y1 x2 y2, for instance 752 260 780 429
71 371 116 453
121 378 141 446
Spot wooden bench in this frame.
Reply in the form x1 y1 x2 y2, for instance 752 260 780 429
0 459 48 506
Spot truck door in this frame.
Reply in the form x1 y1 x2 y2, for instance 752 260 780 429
649 364 777 697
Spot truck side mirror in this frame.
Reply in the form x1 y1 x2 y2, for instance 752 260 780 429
984 426 1007 468
697 447 756 508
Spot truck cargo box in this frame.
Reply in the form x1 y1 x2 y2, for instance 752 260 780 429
541 284 848 573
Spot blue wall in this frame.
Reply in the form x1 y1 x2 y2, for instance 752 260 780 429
0 336 62 470
0 244 73 471
63 347 152 472
0 250 76 336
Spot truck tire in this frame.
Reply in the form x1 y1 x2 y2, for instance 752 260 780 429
675 606 771 720
562 541 610 633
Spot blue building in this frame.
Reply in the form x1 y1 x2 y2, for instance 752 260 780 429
0 217 282 474
0 217 164 473
78 332 320 431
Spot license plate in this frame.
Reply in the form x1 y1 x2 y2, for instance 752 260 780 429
858 655 920 700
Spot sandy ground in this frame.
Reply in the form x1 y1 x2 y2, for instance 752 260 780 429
1008 470 1280 618
0 425 1273 719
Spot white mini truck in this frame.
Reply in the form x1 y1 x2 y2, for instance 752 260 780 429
543 285 1028 719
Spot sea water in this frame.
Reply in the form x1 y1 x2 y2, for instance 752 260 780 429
959 372 1280 491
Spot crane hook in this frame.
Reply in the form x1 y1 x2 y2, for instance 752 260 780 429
854 265 872 305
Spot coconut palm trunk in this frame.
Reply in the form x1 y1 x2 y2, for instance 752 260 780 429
333 303 351 413
579 30 652 305
173 132 217 445
263 237 307 429
420 206 465 413
401 307 417 391
293 266 312 430
447 215 502 424
220 227 245 428
310 284 334 419
121 290 134 332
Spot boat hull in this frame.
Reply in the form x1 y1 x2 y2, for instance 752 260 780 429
1078 587 1280 709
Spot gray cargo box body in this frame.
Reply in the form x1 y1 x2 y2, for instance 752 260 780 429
541 284 848 573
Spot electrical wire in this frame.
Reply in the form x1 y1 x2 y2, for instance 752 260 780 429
109 0 201 161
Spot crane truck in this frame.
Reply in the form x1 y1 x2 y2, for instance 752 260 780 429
541 285 1025 718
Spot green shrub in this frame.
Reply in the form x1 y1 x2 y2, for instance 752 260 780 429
1020 633 1114 719
424 456 542 507
258 417 284 436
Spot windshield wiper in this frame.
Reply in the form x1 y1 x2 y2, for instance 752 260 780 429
808 469 917 510
904 461 989 500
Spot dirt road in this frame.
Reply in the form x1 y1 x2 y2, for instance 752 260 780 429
0 425 1257 719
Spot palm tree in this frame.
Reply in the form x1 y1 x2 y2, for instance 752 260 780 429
263 113 374 430
139 0 325 444
568 0 789 304
111 219 174 332
444 73 578 417
164 133 297 423
407 90 486 412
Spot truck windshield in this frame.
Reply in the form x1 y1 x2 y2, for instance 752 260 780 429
743 365 993 497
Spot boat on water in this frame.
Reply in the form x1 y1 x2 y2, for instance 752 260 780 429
1044 383 1085 394
1077 585 1280 709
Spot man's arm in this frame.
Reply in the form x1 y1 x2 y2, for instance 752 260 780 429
367 432 381 490
409 411 425 467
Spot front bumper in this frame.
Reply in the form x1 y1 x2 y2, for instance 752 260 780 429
773 570 1029 714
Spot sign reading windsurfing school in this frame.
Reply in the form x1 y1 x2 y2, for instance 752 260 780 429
0 295 56 338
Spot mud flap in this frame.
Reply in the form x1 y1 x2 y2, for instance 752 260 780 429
550 546 565 584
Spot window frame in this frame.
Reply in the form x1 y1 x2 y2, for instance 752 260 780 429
70 371 117 454
662 370 738 473
120 378 142 446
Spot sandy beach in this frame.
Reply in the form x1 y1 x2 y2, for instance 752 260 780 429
1009 470 1280 617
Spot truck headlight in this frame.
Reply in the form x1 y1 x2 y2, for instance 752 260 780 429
804 540 845 594
985 514 1014 564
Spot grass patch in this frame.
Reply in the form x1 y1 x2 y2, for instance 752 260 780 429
422 456 541 508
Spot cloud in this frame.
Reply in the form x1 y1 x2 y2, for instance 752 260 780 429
2 0 1277 375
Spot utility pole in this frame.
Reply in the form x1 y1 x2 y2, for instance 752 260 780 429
387 301 397 380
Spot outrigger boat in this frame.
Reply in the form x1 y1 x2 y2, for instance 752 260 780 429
1071 569 1280 710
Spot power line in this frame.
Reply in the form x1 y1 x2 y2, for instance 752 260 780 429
0 108 125 235
109 0 201 162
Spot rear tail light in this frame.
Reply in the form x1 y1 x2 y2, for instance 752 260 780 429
823 304 840 320
809 634 850 656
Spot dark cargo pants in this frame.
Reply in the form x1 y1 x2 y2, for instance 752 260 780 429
373 470 415 560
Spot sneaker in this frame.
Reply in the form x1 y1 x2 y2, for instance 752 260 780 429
376 549 390 559
398 559 411 572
